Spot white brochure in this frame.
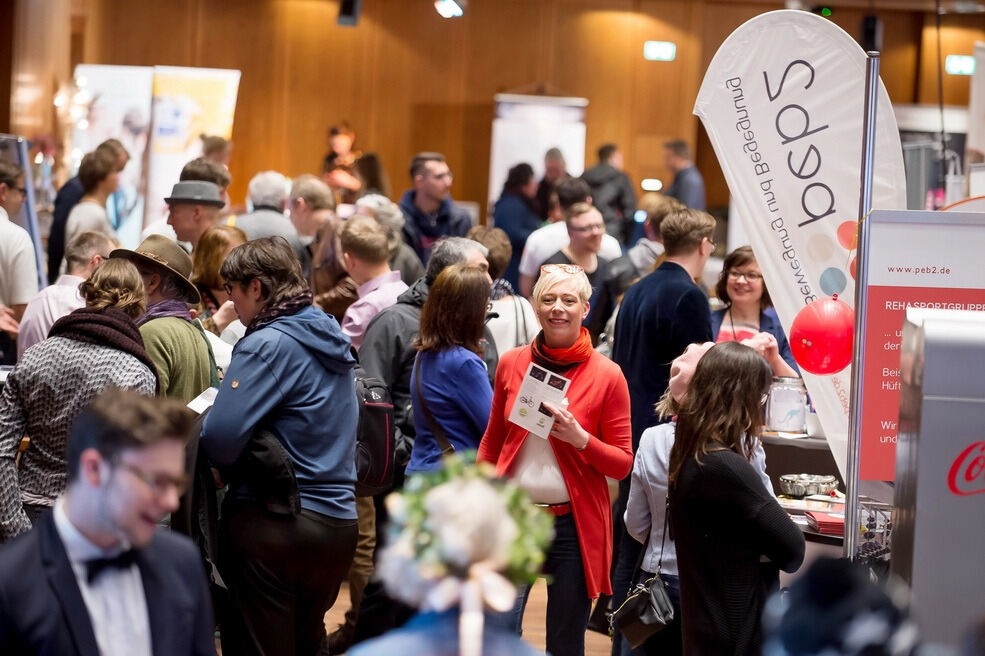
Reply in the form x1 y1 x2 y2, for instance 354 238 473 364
507 363 571 439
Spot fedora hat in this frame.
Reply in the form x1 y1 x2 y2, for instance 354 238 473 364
164 180 225 207
110 235 201 305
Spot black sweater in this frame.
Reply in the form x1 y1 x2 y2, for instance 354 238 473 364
670 448 805 655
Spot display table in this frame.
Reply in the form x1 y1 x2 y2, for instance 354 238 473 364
761 431 844 492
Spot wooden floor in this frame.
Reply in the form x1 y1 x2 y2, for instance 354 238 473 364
324 578 614 655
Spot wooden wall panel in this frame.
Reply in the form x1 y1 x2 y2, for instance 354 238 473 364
74 0 985 220
916 12 985 106
9 0 71 139
696 1 781 210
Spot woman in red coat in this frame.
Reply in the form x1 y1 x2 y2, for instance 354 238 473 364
478 263 633 656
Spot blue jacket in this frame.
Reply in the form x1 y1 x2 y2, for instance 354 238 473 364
399 190 473 264
612 261 713 449
349 610 544 656
710 307 799 373
201 305 358 520
407 347 492 473
492 192 542 289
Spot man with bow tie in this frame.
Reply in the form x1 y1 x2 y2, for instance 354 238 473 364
0 389 214 655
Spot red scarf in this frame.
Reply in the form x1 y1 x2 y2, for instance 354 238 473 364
530 327 594 374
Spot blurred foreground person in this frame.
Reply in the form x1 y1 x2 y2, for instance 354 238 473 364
763 557 923 656
350 456 551 656
0 390 214 655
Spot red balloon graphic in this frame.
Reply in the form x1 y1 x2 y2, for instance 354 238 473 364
789 295 855 375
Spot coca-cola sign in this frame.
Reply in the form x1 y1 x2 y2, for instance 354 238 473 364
948 441 985 496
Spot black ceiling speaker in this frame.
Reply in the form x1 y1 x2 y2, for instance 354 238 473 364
338 0 362 27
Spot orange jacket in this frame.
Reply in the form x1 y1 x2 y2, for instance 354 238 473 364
477 346 633 598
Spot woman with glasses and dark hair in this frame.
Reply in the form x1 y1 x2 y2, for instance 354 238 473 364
711 245 799 376
668 341 804 654
406 263 492 473
478 263 632 656
200 236 359 656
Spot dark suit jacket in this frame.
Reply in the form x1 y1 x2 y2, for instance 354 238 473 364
611 261 713 449
0 513 215 656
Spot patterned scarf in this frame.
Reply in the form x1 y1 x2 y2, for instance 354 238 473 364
530 326 594 374
490 278 514 301
137 299 194 327
48 307 160 391
245 289 314 336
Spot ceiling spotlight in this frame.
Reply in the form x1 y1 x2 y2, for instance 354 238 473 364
434 0 466 18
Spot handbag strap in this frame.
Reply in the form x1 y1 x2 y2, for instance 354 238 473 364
629 492 671 584
413 353 455 455
655 494 670 574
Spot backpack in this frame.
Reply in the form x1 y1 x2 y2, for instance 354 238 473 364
354 367 396 497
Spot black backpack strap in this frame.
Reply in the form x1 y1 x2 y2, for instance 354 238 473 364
413 353 455 455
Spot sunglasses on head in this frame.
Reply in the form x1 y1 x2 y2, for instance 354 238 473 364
540 263 584 275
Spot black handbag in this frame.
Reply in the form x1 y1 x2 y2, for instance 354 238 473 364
611 496 675 648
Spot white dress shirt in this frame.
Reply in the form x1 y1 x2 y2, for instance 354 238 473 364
16 274 86 359
52 499 153 656
0 207 39 309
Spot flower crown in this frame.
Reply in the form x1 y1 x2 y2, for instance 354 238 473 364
377 454 554 610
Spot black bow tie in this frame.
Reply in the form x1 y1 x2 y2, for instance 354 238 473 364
84 549 137 583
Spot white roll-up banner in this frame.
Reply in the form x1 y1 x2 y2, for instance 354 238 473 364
694 10 907 478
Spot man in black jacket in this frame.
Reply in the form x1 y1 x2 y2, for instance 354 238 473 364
0 389 213 656
398 153 473 264
340 236 497 651
581 143 637 246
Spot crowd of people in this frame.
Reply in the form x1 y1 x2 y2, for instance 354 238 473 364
1 126 886 656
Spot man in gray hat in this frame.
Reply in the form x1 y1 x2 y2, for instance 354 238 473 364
111 235 216 402
165 180 225 251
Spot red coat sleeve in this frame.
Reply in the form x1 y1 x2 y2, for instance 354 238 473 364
581 361 633 480
477 349 514 466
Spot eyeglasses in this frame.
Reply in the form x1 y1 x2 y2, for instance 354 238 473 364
222 282 234 294
727 270 764 282
569 222 606 234
115 460 189 496
540 263 584 275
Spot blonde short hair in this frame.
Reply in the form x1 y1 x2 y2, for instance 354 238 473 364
532 266 592 305
341 215 390 264
79 258 146 319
